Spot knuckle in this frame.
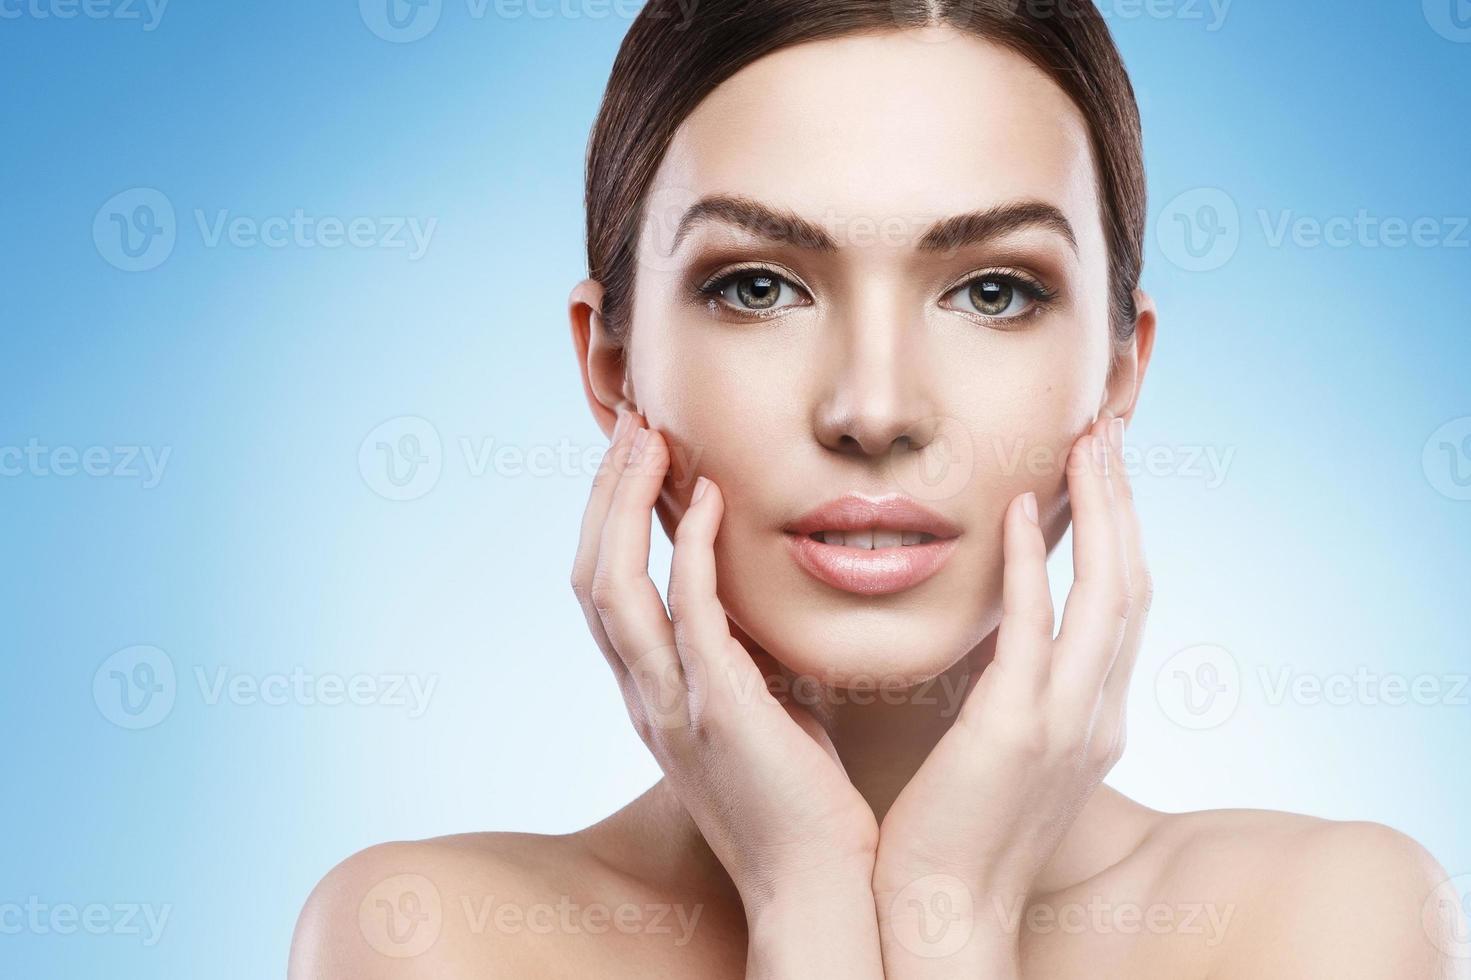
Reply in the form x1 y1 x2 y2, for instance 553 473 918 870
587 575 623 617
569 564 590 602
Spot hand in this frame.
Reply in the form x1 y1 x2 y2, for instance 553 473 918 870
873 412 1151 974
570 409 885 976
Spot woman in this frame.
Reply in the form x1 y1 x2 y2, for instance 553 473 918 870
291 1 1464 976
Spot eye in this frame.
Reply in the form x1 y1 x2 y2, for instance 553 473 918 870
700 266 808 316
941 271 1055 323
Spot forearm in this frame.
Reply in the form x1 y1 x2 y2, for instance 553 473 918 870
744 870 886 980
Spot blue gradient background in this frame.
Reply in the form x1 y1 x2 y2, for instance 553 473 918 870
2 1 1468 976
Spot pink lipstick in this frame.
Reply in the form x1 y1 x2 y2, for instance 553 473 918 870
782 493 962 596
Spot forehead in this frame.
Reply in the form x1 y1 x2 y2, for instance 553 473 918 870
652 29 1102 248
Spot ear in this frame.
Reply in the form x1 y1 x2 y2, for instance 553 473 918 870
568 277 636 438
1101 286 1158 424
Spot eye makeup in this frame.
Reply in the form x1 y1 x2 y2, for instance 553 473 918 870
684 256 1064 328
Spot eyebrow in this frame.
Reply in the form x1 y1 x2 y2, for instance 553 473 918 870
668 193 1078 256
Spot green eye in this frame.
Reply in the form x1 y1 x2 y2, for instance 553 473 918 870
708 269 806 314
941 270 1055 323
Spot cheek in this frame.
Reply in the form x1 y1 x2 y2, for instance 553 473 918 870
630 302 792 470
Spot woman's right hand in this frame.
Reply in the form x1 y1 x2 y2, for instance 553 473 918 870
570 408 884 977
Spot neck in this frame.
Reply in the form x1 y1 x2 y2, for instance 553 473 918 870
606 628 1154 903
817 636 991 824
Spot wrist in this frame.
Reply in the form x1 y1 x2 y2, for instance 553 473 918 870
742 858 877 925
744 866 884 980
873 870 1025 976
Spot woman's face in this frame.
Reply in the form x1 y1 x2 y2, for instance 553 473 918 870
610 28 1143 687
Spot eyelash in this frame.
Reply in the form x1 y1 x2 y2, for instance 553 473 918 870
693 263 1059 325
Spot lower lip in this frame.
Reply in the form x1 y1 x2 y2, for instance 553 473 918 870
783 532 960 596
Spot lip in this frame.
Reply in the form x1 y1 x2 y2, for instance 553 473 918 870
782 493 962 596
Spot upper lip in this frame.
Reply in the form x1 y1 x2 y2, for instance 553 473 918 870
783 492 963 539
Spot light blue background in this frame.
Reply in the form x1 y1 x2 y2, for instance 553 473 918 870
2 1 1468 976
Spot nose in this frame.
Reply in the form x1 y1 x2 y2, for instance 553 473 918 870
812 314 939 459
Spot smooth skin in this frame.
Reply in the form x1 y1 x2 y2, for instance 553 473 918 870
291 26 1465 980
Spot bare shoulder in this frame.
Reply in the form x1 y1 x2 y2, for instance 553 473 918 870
288 826 737 979
1140 806 1466 979
288 831 591 978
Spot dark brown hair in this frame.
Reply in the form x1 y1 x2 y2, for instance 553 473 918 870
585 0 1145 351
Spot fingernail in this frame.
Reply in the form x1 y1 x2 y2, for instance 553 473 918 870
1091 434 1109 475
1108 417 1124 454
626 425 649 465
611 410 631 443
1021 491 1038 524
692 475 709 503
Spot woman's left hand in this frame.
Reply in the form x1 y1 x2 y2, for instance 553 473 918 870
872 411 1152 977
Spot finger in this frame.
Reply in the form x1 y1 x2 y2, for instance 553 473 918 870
1100 414 1152 721
667 477 770 723
1054 425 1131 694
571 408 638 679
592 421 683 697
986 490 1055 700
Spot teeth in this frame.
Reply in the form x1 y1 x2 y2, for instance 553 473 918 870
812 530 937 548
